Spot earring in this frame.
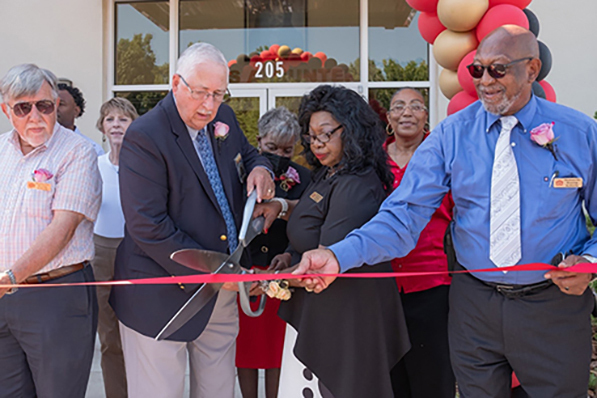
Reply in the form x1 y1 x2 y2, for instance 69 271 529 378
386 123 394 136
424 122 431 133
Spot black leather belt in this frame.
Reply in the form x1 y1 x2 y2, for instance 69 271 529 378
482 279 553 299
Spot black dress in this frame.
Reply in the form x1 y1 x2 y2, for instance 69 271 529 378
278 166 410 398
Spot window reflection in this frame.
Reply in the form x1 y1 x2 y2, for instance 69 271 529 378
179 0 359 83
368 0 428 82
226 97 261 146
115 91 168 115
115 2 169 85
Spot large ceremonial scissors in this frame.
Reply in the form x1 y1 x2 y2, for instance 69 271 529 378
155 190 266 341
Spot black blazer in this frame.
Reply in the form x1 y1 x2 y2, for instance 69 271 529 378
110 92 270 341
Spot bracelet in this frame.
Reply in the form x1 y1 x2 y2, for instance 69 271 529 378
270 197 288 218
6 270 18 294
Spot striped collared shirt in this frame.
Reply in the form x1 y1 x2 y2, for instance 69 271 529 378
0 123 101 273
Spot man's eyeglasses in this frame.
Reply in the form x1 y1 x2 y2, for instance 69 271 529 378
467 57 534 79
7 100 56 118
177 74 230 103
302 124 343 144
389 103 428 115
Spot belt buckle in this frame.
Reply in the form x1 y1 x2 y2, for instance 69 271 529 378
495 284 522 298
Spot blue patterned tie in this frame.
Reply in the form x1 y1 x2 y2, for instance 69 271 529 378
195 129 238 252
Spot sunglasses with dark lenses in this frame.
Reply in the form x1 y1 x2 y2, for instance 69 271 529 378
467 57 534 79
8 100 56 118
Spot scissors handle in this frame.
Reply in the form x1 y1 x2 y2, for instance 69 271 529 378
238 272 266 317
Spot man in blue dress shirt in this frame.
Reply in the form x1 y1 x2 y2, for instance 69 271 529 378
295 26 597 397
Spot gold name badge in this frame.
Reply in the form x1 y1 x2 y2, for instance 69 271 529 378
310 191 323 203
26 181 51 191
553 178 583 188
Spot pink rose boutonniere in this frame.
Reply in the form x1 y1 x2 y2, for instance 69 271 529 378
27 168 54 191
32 168 54 182
214 122 230 141
530 122 558 161
278 166 301 192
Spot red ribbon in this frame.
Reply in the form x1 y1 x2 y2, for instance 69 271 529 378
0 262 594 289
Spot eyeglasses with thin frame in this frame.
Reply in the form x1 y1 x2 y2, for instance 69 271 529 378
177 74 231 103
7 100 56 118
302 124 343 144
467 57 534 79
389 103 428 116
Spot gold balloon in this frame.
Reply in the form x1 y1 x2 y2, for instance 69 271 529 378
433 30 478 71
437 0 488 32
439 68 463 99
278 45 291 57
292 47 303 55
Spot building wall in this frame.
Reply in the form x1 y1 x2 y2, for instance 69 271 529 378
0 0 105 147
437 0 597 122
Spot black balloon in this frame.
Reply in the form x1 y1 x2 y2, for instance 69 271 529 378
532 81 546 99
537 41 552 81
523 9 540 37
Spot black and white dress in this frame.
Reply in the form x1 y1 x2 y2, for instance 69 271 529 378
278 166 410 398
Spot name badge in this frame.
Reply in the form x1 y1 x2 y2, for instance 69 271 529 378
310 191 323 203
27 181 51 191
553 178 583 188
234 153 247 184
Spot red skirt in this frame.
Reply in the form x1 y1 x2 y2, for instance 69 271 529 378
235 273 286 369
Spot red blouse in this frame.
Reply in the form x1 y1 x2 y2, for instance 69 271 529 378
385 135 454 293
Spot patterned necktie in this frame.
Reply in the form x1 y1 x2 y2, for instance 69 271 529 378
489 116 521 268
195 129 238 252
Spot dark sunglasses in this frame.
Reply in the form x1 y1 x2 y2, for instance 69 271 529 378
467 57 534 79
8 100 56 118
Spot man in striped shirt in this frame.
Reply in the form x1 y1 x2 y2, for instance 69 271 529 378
0 64 101 397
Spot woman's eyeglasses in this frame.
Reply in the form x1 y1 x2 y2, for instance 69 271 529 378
8 100 56 118
302 124 342 144
389 104 427 115
467 57 534 79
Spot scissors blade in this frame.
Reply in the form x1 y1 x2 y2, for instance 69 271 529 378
154 280 223 341
170 249 230 274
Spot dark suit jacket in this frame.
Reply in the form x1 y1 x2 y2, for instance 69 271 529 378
109 92 270 341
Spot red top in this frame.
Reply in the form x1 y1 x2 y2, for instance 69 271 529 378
385 135 454 293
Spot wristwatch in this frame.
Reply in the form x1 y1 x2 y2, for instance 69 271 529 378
270 197 288 218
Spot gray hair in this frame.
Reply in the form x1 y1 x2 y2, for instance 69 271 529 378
0 64 59 102
176 43 229 82
258 106 300 144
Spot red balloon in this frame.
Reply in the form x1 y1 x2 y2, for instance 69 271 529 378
538 80 556 102
418 12 447 44
314 52 327 64
405 0 439 13
249 55 262 67
227 59 237 67
300 51 313 62
269 44 280 56
457 50 477 96
476 4 529 42
447 91 478 115
260 50 276 61
489 0 531 8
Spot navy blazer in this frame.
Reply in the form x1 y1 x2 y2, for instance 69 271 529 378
110 92 270 341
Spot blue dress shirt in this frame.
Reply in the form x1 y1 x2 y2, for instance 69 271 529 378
331 95 597 284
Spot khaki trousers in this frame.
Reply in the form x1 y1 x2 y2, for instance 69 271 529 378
119 289 238 398
91 234 127 398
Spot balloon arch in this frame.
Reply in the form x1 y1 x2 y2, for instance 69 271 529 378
410 0 555 115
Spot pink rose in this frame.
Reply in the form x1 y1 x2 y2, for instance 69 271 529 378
32 168 53 182
285 166 301 184
214 122 230 140
530 122 555 146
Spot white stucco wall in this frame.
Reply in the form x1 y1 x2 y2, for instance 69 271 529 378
436 0 597 122
0 0 105 147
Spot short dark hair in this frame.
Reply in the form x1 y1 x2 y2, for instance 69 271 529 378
298 85 393 192
58 83 86 117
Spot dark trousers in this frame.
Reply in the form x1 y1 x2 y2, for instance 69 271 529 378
449 270 593 398
0 265 98 398
391 284 455 398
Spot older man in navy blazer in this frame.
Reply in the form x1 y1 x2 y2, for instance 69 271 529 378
110 43 274 398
